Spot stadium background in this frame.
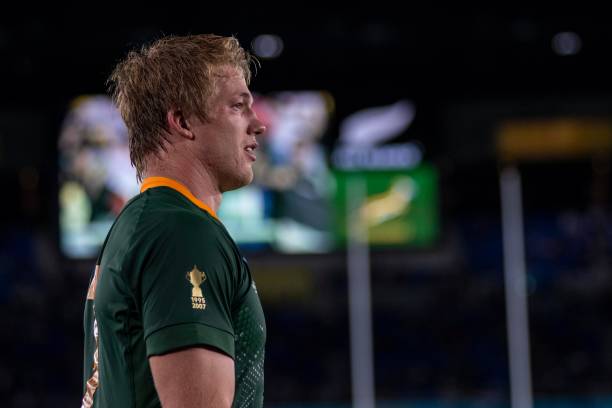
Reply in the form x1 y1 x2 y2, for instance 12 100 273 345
1 5 611 407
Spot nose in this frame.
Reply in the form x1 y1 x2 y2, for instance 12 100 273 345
249 117 266 136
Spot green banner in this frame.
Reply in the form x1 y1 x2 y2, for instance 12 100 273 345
333 164 439 247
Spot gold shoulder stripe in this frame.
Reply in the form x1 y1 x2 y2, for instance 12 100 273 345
86 265 100 300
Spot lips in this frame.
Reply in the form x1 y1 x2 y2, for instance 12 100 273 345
244 141 258 161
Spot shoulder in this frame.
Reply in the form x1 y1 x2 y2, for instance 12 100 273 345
106 188 227 261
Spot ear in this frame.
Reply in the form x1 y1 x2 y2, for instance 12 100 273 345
166 109 195 140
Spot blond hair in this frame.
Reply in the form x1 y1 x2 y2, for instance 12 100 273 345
107 34 254 180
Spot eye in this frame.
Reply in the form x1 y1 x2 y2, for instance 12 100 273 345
232 102 244 111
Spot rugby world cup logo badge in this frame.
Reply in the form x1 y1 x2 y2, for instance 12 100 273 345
186 265 206 310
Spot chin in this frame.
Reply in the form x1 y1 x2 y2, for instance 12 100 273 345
221 170 254 193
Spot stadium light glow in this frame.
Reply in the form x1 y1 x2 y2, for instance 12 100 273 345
252 34 284 59
552 31 582 56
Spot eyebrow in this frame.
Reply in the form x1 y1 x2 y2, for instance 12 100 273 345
236 92 253 104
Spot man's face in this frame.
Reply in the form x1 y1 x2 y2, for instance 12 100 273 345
191 66 265 192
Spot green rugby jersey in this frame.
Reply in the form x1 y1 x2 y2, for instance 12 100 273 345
82 177 266 408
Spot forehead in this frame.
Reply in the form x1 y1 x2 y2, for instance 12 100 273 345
212 66 249 97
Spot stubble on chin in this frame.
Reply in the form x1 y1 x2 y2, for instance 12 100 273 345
219 167 254 193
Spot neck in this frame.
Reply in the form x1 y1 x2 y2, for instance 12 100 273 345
143 154 222 213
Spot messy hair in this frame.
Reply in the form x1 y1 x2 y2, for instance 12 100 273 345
107 34 254 180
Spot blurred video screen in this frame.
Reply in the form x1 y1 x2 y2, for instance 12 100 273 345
57 91 335 258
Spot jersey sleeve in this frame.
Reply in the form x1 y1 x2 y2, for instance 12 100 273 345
139 213 238 359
